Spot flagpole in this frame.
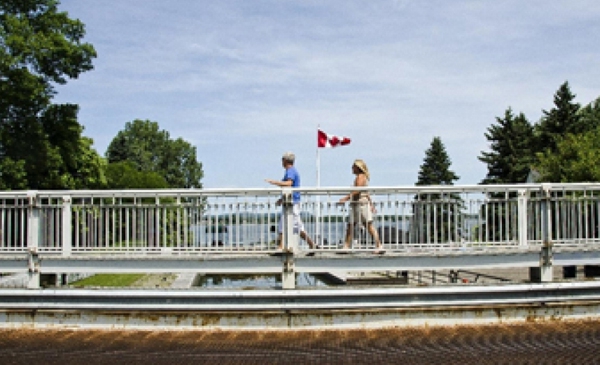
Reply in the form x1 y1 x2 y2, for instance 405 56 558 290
316 126 321 246
316 125 322 188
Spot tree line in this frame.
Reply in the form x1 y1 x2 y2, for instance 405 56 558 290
2 1 599 192
417 81 600 187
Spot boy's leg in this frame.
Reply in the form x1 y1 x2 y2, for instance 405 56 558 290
300 231 315 249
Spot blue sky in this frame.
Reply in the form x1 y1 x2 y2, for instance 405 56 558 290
54 0 600 188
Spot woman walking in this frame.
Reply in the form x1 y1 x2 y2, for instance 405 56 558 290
338 159 385 254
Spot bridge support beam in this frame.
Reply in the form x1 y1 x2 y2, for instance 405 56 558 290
530 185 553 283
282 256 295 289
26 192 41 289
281 189 298 289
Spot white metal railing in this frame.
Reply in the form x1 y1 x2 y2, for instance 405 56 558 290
1 183 600 255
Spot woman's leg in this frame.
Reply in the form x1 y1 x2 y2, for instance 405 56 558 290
367 222 384 252
343 223 354 249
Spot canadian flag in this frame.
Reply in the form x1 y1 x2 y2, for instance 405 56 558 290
317 129 351 148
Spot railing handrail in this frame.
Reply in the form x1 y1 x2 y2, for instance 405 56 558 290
1 182 600 200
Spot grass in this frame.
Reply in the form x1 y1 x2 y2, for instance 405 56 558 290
70 274 145 287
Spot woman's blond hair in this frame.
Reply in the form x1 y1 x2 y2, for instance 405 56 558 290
353 159 370 180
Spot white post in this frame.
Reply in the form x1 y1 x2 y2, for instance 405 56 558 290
539 185 553 282
531 185 553 282
27 191 41 289
62 195 72 256
517 189 528 247
281 188 296 289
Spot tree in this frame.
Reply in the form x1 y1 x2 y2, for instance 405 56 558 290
106 161 169 189
416 137 460 186
479 108 534 184
106 120 203 188
477 109 535 244
536 126 600 182
577 96 600 134
534 81 581 154
531 93 600 183
0 0 100 189
412 137 462 243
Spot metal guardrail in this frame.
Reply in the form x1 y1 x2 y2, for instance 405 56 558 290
1 183 600 288
3 281 600 330
2 281 600 310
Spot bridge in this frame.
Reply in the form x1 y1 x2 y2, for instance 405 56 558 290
3 183 600 287
1 183 600 330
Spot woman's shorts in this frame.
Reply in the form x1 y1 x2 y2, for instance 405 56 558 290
350 199 372 225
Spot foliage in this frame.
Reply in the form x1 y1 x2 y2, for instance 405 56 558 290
577 96 600 134
533 81 581 154
106 119 203 188
479 108 534 184
0 157 26 190
105 161 169 189
532 89 600 183
0 0 101 189
536 126 600 182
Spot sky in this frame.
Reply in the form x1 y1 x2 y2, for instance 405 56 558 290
54 0 600 189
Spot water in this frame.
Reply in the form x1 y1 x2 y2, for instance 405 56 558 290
195 221 409 247
195 273 331 289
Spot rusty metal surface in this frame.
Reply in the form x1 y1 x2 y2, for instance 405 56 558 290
0 320 599 364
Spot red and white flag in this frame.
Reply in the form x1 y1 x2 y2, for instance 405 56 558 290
317 129 351 148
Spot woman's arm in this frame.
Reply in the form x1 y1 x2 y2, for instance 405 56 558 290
339 174 367 203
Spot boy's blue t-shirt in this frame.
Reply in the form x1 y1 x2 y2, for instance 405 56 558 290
283 166 301 203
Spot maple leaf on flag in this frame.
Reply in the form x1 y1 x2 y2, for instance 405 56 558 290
318 129 351 148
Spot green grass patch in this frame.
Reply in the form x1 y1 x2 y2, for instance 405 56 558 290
71 274 145 287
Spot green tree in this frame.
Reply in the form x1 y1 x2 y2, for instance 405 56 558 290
479 108 534 184
106 120 203 188
535 125 600 244
534 81 581 154
413 137 462 243
532 93 600 183
477 109 534 243
0 0 101 189
416 137 460 186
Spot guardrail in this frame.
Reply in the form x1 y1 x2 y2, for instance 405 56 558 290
4 282 600 330
1 183 600 288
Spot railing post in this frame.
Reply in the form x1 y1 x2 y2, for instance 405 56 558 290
26 191 41 289
518 189 528 247
62 195 72 256
531 185 553 282
281 188 296 289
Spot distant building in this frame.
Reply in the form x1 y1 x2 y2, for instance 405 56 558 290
526 168 541 183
